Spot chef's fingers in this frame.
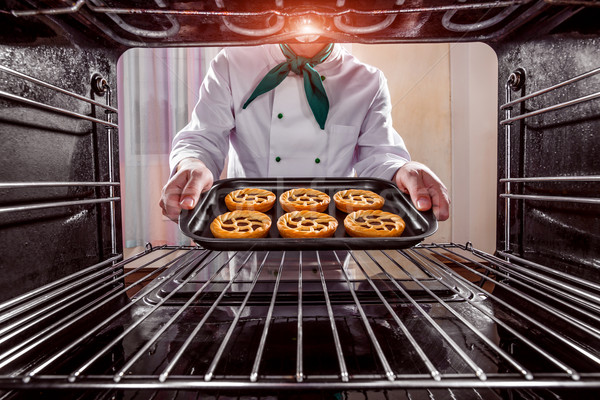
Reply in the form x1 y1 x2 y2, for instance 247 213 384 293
395 162 433 212
159 170 190 222
394 161 450 221
424 175 450 221
159 159 214 222
179 169 213 210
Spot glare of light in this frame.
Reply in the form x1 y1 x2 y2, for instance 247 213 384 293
293 15 322 42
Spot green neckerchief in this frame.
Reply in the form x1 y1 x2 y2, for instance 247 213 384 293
242 43 334 130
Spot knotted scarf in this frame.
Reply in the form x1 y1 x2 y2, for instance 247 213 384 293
242 43 334 130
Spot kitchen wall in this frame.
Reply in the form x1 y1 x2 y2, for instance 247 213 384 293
353 43 498 252
449 43 498 254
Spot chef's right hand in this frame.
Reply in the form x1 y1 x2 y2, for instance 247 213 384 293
159 158 214 222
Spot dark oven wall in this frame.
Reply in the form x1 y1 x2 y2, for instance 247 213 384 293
0 16 125 302
494 28 600 282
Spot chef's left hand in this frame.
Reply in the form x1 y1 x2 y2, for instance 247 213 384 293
393 161 450 221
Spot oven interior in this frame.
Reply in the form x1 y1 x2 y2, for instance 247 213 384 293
0 1 599 398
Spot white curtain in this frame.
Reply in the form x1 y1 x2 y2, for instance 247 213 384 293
117 47 220 248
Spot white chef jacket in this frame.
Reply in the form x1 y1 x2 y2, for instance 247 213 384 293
170 44 410 180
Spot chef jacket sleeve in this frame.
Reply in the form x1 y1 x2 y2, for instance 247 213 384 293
353 72 411 180
169 50 235 179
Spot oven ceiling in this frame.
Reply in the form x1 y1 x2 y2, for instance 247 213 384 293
3 0 599 48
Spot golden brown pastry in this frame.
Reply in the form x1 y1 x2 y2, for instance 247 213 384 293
279 188 330 212
333 189 385 213
277 210 338 238
210 210 271 239
344 210 405 237
225 188 276 212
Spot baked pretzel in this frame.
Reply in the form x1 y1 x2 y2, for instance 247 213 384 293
277 211 338 238
344 210 405 237
210 210 271 239
334 189 384 213
279 188 330 212
225 188 276 212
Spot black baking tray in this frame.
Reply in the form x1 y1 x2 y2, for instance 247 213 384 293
179 177 438 250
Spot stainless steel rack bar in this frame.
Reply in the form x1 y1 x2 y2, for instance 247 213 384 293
408 247 584 379
0 264 122 341
478 251 600 308
500 64 600 125
0 65 118 113
500 66 600 110
296 251 304 383
0 65 121 259
0 65 119 129
439 245 600 330
0 248 181 343
503 76 514 253
343 251 441 381
499 175 600 183
360 251 488 381
23 249 213 381
0 182 120 188
496 251 600 291
0 244 599 390
0 248 205 371
500 90 600 125
0 90 118 129
425 246 600 368
203 252 271 382
79 250 227 383
332 251 396 382
104 83 118 256
157 251 255 382
500 66 600 254
499 193 600 205
0 253 123 314
0 197 121 214
388 250 533 380
250 252 285 382
316 251 350 383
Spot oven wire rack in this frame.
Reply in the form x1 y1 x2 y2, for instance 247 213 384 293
0 243 598 392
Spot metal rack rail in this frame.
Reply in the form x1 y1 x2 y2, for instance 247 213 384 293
500 66 600 253
0 65 118 129
0 64 120 255
0 243 598 392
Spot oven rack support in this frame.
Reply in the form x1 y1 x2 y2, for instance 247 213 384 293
0 64 121 256
0 65 118 128
499 65 600 254
0 244 598 391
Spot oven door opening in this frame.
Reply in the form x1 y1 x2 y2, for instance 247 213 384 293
1 1 599 398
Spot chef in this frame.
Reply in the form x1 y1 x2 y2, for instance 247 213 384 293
160 42 450 222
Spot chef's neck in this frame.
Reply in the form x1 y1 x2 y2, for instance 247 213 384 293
286 43 329 58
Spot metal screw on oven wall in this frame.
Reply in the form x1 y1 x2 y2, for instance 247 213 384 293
92 74 109 96
508 68 526 91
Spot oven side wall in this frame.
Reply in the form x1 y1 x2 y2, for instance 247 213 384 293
494 34 600 280
0 43 123 303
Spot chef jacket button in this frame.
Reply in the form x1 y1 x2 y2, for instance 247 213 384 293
315 158 321 164
321 75 326 81
275 156 281 162
277 113 283 119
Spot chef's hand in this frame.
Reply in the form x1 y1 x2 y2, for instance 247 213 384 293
393 161 450 221
159 158 214 222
